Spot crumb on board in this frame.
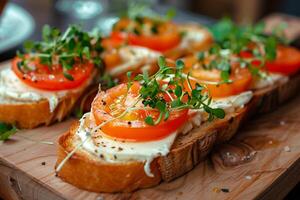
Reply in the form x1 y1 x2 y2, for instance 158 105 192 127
280 121 286 126
212 187 221 193
284 146 291 152
245 175 252 180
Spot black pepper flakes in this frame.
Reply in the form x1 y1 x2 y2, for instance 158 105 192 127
114 155 117 159
221 188 230 193
127 121 132 125
100 154 104 159
118 147 123 151
41 162 46 166
111 146 116 149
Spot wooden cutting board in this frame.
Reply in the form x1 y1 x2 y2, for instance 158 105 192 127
1 13 300 200
0 87 300 200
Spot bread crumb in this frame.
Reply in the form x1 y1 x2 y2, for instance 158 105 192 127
280 121 286 125
284 146 291 152
245 175 252 180
268 140 273 144
212 187 220 193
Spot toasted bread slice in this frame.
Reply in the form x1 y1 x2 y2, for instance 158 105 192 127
56 72 300 193
56 105 248 193
0 69 97 129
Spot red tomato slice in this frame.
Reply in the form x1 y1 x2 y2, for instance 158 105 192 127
101 37 125 51
184 56 252 98
92 82 188 142
12 56 94 91
111 18 181 52
266 46 300 75
127 32 181 52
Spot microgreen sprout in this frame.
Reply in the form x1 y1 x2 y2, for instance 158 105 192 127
18 25 104 80
130 56 225 125
200 18 288 82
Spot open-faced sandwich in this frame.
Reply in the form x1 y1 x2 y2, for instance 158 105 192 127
181 18 300 115
109 10 213 60
0 25 103 129
54 17 300 192
55 56 257 192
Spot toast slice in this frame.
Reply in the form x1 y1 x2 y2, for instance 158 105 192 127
56 72 300 193
0 65 98 129
56 106 247 193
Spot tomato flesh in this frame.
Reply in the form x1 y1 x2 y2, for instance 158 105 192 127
92 82 188 142
183 56 252 98
12 56 94 91
111 18 181 52
266 46 300 75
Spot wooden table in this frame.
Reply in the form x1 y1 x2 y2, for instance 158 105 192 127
1 9 300 200
0 90 300 200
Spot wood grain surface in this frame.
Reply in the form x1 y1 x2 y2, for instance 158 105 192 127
0 92 300 200
1 13 300 200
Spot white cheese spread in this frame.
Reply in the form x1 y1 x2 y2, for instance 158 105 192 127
108 46 161 77
251 73 288 89
0 67 92 112
179 24 207 49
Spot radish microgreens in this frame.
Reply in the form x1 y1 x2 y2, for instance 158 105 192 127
0 122 17 141
129 56 225 125
17 25 104 80
199 18 288 83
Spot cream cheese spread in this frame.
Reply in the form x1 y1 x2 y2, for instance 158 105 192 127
108 46 161 77
0 67 92 112
251 73 288 89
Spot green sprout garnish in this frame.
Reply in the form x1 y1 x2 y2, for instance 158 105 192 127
130 56 225 125
17 25 104 80
0 122 17 141
197 18 288 83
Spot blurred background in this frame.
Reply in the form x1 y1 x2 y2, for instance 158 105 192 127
0 0 299 61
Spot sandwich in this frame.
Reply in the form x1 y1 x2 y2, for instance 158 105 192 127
109 12 212 60
55 56 253 192
0 25 103 129
182 18 300 114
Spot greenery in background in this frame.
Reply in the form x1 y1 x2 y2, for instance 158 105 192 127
128 56 225 125
0 122 17 141
203 18 288 82
17 25 104 80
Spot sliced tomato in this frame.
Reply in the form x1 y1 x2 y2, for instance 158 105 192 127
183 56 252 98
266 46 300 75
127 32 181 52
101 37 124 51
111 18 181 52
92 82 188 142
12 56 94 91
